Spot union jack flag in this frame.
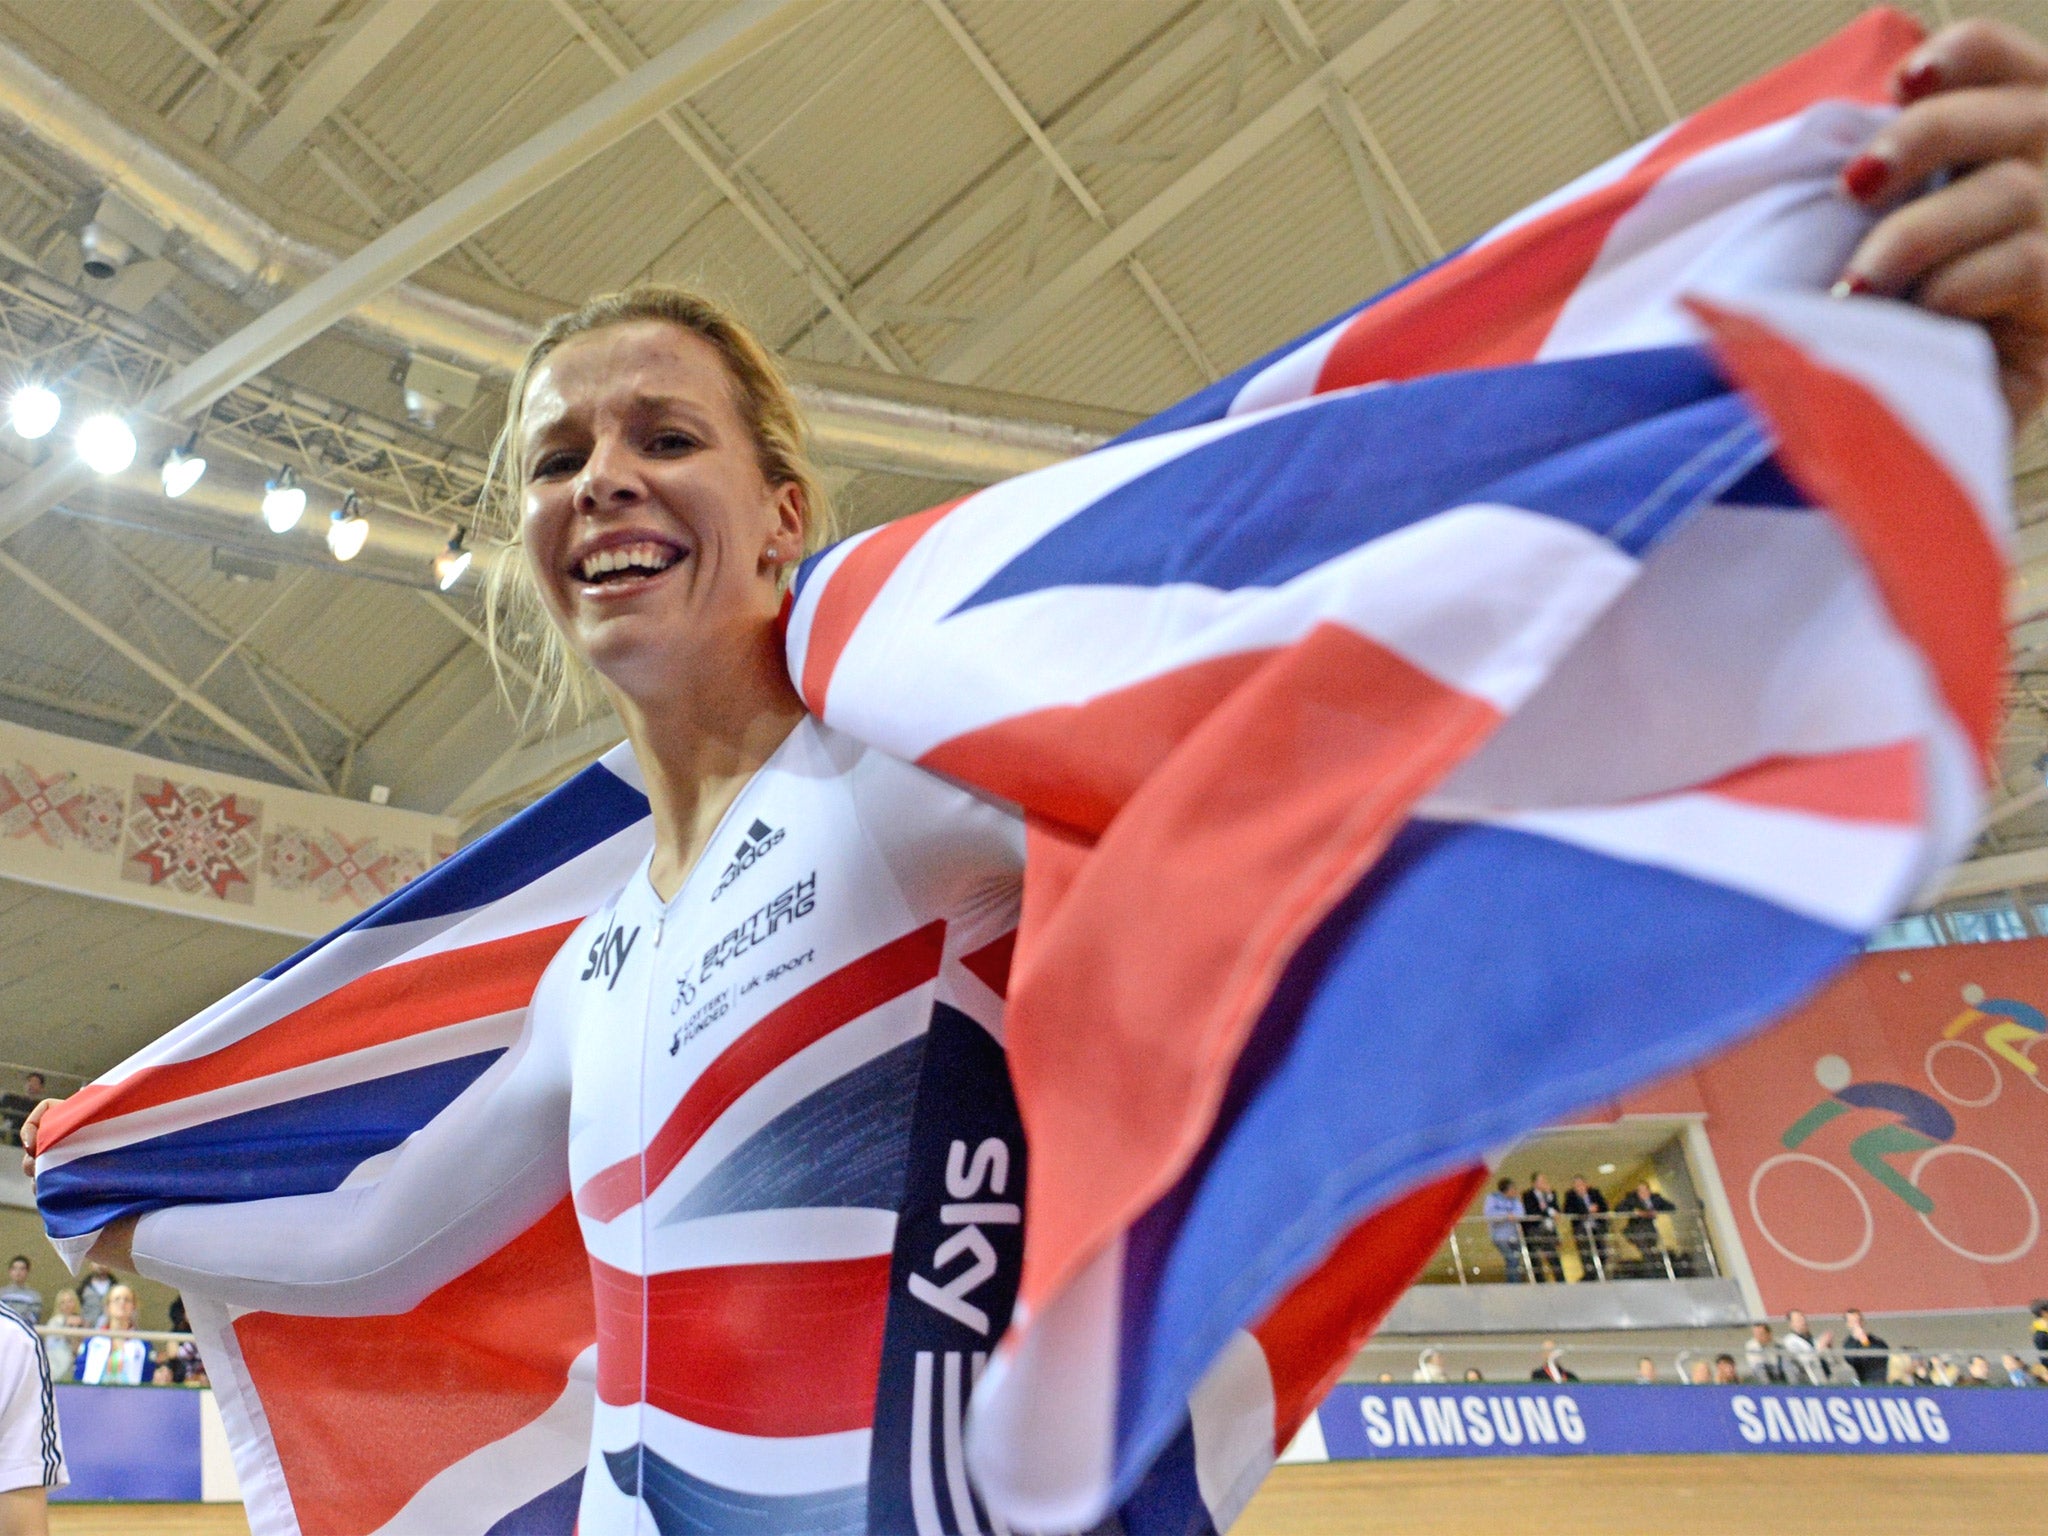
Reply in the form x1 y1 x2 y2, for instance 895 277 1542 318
33 10 2007 1533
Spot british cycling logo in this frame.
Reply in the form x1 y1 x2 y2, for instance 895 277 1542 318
710 818 784 901
1748 981 2043 1272
698 872 816 983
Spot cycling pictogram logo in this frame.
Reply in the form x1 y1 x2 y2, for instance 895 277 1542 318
1924 985 2048 1108
1748 1049 2039 1272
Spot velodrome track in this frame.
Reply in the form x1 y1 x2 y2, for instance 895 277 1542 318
41 1458 2048 1536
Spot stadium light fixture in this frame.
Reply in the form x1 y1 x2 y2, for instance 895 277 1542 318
8 384 59 441
433 527 471 590
160 432 206 498
261 466 306 533
327 492 370 562
75 413 137 476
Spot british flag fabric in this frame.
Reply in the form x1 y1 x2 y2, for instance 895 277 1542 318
33 9 2010 1534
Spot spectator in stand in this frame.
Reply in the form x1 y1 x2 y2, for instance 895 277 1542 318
1781 1310 1835 1385
1686 1359 1713 1385
40 1292 78 1385
20 1077 40 1103
74 1285 147 1386
2004 1353 2036 1387
0 1263 36 1329
1483 1178 1525 1283
159 1297 201 1387
1413 1348 1448 1384
1531 1340 1578 1383
1562 1176 1611 1280
1613 1180 1676 1277
1961 1355 2000 1387
1744 1323 1786 1385
1842 1309 1891 1385
1886 1353 1917 1387
74 1267 112 1331
1521 1174 1565 1284
2032 1299 2048 1368
1375 1372 1396 1384
1636 1357 1658 1384
1712 1355 1740 1386
1928 1355 1963 1388
1463 1368 1485 1383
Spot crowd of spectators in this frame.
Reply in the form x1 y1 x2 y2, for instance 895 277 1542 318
1482 1174 1687 1282
1384 1304 2048 1389
0 1254 205 1389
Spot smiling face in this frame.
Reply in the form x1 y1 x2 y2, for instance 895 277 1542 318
517 320 804 708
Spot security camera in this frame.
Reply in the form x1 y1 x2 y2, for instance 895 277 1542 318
400 355 479 432
78 223 134 280
76 194 165 282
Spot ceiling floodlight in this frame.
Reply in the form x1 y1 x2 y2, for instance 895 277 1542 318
261 466 306 533
160 432 206 498
75 413 137 475
433 527 472 591
9 384 60 440
327 492 369 562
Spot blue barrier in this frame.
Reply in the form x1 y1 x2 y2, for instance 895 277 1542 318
50 1386 204 1500
1316 1384 2048 1460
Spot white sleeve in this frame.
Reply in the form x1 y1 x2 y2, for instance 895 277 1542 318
128 941 582 1317
0 1315 62 1493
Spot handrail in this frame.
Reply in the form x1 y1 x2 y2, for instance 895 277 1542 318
1427 1205 1721 1285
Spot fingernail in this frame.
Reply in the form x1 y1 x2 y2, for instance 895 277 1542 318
1841 152 1890 202
1829 274 1877 300
1897 58 1941 103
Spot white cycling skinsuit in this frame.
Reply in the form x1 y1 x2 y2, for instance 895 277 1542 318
128 717 1029 1535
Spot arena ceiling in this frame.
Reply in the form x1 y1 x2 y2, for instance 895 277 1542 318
0 0 2044 1074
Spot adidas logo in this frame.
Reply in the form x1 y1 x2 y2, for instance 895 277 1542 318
710 818 784 900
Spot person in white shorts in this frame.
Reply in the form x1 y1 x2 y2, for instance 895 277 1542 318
0 1307 63 1535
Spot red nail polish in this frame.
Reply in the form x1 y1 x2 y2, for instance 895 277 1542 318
1830 274 1877 300
1898 59 1941 103
1841 153 1890 202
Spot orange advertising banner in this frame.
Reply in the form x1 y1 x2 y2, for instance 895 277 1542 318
1681 938 2048 1313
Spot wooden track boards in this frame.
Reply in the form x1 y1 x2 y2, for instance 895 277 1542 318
42 1461 2048 1536
1235 1455 2048 1535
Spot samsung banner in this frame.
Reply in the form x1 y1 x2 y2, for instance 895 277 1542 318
1305 1384 2048 1461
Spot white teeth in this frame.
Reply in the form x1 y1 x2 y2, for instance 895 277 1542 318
576 540 680 582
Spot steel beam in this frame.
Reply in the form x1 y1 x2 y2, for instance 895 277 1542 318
544 0 909 374
0 549 327 789
1605 0 1677 126
231 0 442 183
0 0 826 542
444 715 623 824
932 0 1445 383
1941 844 2048 902
1557 0 1643 141
920 0 1218 380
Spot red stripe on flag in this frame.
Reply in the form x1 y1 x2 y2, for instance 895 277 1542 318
41 922 579 1151
961 930 1016 1000
576 921 946 1222
1313 7 1916 390
994 624 1500 1316
1697 741 1922 825
799 499 963 714
591 1253 890 1437
1690 298 2005 768
235 1198 594 1536
1250 1166 1487 1449
923 649 1273 839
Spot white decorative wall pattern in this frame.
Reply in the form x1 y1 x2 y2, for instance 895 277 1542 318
0 719 459 938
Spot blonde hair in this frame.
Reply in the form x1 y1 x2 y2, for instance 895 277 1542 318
481 287 837 724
